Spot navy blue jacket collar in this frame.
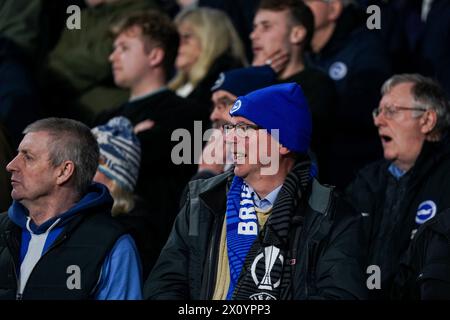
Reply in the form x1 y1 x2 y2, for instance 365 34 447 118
7 183 113 234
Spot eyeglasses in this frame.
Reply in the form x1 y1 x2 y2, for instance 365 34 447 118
223 122 261 137
372 105 427 119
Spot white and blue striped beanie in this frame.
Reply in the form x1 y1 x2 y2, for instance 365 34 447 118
91 116 141 192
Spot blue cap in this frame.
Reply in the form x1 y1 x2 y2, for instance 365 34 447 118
211 65 276 97
230 83 312 154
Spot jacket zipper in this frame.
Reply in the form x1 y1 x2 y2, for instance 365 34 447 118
13 233 68 299
13 259 21 300
13 258 21 300
2 232 22 300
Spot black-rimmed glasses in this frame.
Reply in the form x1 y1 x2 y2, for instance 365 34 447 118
223 123 261 137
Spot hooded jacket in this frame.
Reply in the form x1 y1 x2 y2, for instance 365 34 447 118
0 183 142 300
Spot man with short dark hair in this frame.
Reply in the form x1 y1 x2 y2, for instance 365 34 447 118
96 10 202 261
251 0 336 182
41 0 160 122
346 74 450 299
108 10 180 98
0 117 142 300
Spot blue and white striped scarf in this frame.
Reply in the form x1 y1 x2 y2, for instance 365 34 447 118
225 176 258 300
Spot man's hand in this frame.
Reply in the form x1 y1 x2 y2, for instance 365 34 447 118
252 49 289 74
134 119 155 134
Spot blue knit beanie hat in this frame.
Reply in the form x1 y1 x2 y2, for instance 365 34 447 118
229 83 312 154
211 65 276 96
91 116 141 192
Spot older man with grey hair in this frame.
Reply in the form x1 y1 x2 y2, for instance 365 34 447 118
346 74 450 299
0 118 142 300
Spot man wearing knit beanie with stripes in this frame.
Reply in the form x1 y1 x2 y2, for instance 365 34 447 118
146 83 367 300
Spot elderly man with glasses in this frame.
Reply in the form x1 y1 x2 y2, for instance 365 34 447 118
346 73 450 299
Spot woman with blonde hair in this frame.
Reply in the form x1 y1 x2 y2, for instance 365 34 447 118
169 7 248 117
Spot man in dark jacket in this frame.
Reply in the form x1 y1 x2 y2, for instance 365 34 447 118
95 11 202 259
304 0 391 188
0 118 142 300
145 83 367 300
346 74 450 299
251 0 337 182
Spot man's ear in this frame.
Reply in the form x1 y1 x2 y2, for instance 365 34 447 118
147 47 165 68
328 0 343 22
279 144 291 156
55 161 75 186
290 25 306 45
420 109 438 135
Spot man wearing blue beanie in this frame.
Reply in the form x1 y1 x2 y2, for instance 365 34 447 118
229 82 312 155
196 65 277 177
146 83 367 300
